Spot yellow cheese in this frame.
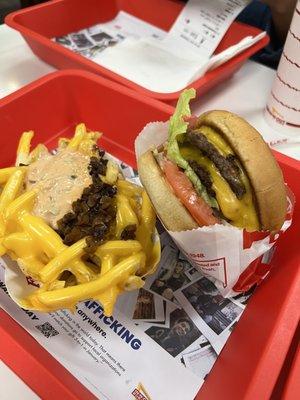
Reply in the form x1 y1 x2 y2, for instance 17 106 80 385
0 125 160 315
180 144 259 231
198 126 232 156
16 131 34 166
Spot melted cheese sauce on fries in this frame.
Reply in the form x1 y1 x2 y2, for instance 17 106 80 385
0 124 160 316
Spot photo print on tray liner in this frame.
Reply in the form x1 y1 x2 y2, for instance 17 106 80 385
55 28 121 60
54 11 166 61
175 276 245 353
137 289 165 323
182 344 218 380
116 287 165 323
144 307 203 358
145 232 200 305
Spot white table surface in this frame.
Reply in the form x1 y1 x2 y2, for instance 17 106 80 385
0 23 299 400
0 360 39 400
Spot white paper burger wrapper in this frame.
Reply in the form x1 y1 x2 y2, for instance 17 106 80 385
1 255 41 305
135 121 294 297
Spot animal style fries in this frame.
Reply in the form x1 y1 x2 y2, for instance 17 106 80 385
0 124 160 316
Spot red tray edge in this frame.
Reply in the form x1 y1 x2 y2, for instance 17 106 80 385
0 309 97 400
5 1 270 101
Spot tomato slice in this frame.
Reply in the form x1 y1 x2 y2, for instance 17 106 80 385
183 115 198 130
163 159 219 226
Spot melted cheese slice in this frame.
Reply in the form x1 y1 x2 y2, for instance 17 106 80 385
180 135 259 231
199 126 233 156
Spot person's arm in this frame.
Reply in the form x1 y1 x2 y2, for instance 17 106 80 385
262 0 297 44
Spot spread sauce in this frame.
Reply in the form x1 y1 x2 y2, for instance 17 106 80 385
26 149 92 228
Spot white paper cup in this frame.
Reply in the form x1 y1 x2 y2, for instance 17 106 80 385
265 2 300 134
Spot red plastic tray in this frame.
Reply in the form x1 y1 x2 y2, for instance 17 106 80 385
5 0 269 105
282 337 300 400
0 70 300 400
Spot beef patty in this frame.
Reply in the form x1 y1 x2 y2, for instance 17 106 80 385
186 130 246 199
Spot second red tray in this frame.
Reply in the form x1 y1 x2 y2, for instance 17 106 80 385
5 0 269 104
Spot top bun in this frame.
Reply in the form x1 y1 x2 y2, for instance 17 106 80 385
196 111 287 231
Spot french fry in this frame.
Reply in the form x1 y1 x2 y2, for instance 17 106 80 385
136 191 158 275
26 252 145 311
102 160 119 184
16 131 34 166
95 254 121 316
95 240 142 258
67 123 87 150
78 130 101 155
0 167 25 184
115 194 139 238
58 137 70 149
0 124 160 315
117 179 143 196
0 169 25 212
137 383 152 400
29 143 48 162
39 238 87 283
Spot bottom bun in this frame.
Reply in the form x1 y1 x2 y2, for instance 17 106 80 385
138 150 198 231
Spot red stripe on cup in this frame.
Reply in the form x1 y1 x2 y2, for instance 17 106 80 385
276 72 300 91
266 105 300 128
283 51 300 68
289 29 300 43
271 90 300 112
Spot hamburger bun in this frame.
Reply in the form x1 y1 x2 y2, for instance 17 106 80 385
138 111 287 232
138 150 198 231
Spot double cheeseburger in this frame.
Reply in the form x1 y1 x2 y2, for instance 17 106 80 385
138 89 287 232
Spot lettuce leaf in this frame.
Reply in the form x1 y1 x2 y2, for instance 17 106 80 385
166 89 218 208
168 88 195 144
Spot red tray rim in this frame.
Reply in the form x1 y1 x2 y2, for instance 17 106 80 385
0 69 175 116
282 330 300 399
